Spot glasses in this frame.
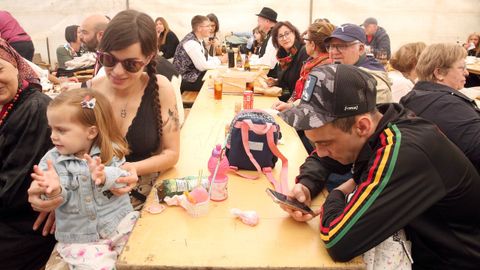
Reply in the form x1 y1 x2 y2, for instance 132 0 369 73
327 41 360 53
278 31 292 40
303 36 311 42
97 51 146 73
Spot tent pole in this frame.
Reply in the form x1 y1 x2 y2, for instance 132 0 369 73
309 0 313 24
46 37 51 66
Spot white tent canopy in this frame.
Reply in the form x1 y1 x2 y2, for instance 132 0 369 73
3 0 480 67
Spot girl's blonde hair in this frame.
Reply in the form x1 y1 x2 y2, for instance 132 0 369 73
48 88 129 164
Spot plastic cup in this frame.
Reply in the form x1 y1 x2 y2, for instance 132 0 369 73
185 200 209 217
214 77 223 100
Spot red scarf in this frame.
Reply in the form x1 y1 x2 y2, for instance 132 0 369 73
293 53 331 100
276 45 299 71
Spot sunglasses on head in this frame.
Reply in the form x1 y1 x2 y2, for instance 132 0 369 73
96 51 146 73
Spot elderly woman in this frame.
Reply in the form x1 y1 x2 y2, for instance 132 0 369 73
388 42 426 102
155 17 179 60
400 43 480 170
0 38 56 269
268 21 309 102
56 25 85 69
272 21 334 111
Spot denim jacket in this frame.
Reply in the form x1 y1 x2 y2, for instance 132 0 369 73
38 146 133 243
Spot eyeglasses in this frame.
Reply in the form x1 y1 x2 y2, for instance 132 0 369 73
327 41 360 53
97 51 146 73
278 31 292 40
303 37 311 42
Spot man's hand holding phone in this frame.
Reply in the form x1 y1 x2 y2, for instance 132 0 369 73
266 184 321 222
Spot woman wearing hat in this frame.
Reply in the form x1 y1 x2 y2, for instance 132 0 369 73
0 38 57 269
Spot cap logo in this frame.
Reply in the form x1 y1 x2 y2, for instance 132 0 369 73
344 104 359 111
302 74 317 102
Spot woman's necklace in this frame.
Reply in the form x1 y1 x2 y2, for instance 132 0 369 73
120 102 128 118
118 74 147 119
0 87 23 128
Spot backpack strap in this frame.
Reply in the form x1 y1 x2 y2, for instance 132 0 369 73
265 127 289 193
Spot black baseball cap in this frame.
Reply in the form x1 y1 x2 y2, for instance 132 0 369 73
279 64 377 130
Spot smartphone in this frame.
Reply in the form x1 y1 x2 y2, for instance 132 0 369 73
265 188 316 216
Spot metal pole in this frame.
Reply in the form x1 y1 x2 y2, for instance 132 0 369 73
46 37 51 66
309 0 313 24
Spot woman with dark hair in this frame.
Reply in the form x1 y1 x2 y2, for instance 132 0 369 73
205 13 223 56
0 38 57 269
56 25 84 68
272 21 334 111
268 21 309 102
90 10 180 209
155 17 179 60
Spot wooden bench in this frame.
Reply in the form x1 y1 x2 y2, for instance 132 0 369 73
181 91 199 108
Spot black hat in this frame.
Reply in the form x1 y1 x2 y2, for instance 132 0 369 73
279 64 377 130
256 7 277 23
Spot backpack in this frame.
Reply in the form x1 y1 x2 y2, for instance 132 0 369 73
225 109 288 193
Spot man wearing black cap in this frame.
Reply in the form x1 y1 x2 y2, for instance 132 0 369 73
362 17 391 59
279 64 480 269
253 7 278 69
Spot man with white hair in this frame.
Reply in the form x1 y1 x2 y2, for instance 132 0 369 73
324 23 392 103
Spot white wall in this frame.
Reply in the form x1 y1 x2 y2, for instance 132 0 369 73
3 0 480 67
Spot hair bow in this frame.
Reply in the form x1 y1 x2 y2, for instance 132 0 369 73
81 95 96 109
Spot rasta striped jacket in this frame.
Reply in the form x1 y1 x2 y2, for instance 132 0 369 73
300 104 480 269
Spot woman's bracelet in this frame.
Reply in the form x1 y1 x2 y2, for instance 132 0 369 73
41 187 63 201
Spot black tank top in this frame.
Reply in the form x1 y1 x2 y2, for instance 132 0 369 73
125 82 160 162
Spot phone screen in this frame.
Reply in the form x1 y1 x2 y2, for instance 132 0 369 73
265 188 315 215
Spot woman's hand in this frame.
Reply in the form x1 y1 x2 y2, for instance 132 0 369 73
271 101 293 112
33 211 56 236
28 177 63 212
266 77 277 87
110 162 139 196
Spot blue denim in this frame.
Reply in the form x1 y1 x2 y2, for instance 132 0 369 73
326 172 353 192
38 146 132 243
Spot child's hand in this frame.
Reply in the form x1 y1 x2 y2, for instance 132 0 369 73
31 160 61 197
84 154 105 185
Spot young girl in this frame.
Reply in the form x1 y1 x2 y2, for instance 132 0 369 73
31 88 138 269
252 26 266 55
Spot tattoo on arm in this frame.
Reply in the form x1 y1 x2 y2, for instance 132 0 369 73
163 104 180 132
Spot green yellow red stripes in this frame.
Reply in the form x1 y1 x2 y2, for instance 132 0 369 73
320 124 402 248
